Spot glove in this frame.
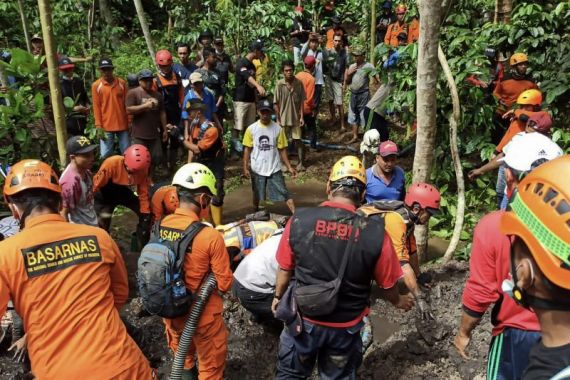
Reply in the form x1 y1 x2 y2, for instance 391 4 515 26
417 272 433 288
417 296 434 321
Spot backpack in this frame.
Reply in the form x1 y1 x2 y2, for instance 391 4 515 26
358 200 415 239
137 220 206 318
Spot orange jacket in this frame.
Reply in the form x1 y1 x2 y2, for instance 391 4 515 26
151 185 176 223
384 21 408 47
408 18 420 43
0 214 151 379
93 155 151 214
159 208 233 317
91 77 129 132
496 109 537 153
493 74 538 110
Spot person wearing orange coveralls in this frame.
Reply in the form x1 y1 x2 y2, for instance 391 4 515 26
0 159 153 379
160 163 233 380
384 4 409 47
150 184 179 224
93 144 152 245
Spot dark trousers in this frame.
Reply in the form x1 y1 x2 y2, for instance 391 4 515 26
492 112 509 146
198 155 226 206
303 113 317 148
232 280 275 322
94 183 140 231
275 319 364 379
314 84 323 110
364 107 389 142
487 327 541 380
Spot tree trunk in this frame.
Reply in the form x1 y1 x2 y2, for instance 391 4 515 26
438 45 465 263
370 0 377 65
37 0 68 167
494 0 512 23
413 0 443 261
17 0 33 53
99 0 120 47
133 0 156 64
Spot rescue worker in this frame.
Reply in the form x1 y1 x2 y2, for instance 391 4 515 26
500 155 570 378
183 99 225 226
358 183 441 319
407 13 419 43
0 159 153 378
453 129 563 379
272 156 413 379
150 184 179 224
161 163 233 380
152 49 185 176
492 52 538 144
93 144 152 246
384 4 408 47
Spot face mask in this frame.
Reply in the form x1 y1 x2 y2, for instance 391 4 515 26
504 258 534 305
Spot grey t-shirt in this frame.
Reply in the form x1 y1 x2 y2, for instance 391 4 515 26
60 165 98 227
349 62 375 93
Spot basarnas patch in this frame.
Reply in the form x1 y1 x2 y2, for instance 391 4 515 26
21 235 102 278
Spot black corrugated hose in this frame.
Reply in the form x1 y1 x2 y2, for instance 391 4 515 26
169 272 218 380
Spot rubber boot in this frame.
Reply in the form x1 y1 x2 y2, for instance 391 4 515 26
296 144 306 171
210 205 223 226
180 366 198 380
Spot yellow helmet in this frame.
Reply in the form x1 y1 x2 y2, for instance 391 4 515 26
172 163 217 196
516 89 542 106
510 52 528 66
329 156 366 185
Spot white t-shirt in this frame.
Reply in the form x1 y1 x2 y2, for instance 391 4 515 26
233 233 282 294
243 120 288 177
301 42 324 85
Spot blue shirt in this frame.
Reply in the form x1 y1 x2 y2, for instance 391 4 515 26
365 165 406 203
172 62 197 81
181 88 217 122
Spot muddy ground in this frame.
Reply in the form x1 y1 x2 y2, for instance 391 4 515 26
0 124 491 379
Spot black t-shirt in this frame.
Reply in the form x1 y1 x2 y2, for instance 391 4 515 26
215 51 232 85
524 341 570 380
233 57 256 103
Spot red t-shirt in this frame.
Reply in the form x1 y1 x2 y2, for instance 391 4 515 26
276 201 403 327
461 211 540 335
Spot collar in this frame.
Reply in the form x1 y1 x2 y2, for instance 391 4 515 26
24 213 65 229
321 200 357 212
173 208 200 221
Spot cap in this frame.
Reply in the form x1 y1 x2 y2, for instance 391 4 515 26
382 1 392 9
185 98 207 111
351 48 365 56
138 69 154 80
58 56 75 70
499 132 563 172
379 140 399 157
31 33 43 42
190 72 204 83
257 99 274 112
213 37 224 44
249 40 264 52
98 57 114 69
66 135 98 155
304 55 316 68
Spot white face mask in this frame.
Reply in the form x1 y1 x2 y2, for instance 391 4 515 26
501 258 535 300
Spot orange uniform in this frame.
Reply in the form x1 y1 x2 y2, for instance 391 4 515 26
408 18 420 43
296 71 316 114
496 109 537 153
93 155 151 214
384 21 408 47
151 74 185 105
91 77 129 132
493 74 538 111
0 214 152 379
189 122 220 153
160 208 233 379
151 185 177 223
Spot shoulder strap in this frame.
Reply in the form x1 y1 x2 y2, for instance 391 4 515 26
336 215 361 283
173 222 207 268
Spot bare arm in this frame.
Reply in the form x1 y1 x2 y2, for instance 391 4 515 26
126 101 152 115
243 146 252 178
279 148 296 177
453 311 482 359
401 263 421 299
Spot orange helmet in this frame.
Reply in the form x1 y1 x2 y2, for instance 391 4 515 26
501 155 570 290
163 187 179 214
517 89 542 106
3 159 61 201
396 4 407 14
510 52 528 66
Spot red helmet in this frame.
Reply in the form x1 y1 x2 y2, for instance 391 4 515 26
155 50 173 66
124 144 151 173
405 183 441 210
527 111 553 134
163 187 179 214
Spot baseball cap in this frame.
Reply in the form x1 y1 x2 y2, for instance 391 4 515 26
249 39 264 52
499 132 563 172
527 111 553 134
190 72 204 83
213 37 224 44
379 140 399 157
66 135 98 155
31 33 43 43
58 56 75 70
304 55 316 68
98 57 114 69
138 69 154 80
351 48 365 56
257 99 274 112
186 98 207 111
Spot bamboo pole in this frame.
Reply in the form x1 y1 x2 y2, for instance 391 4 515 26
133 0 156 65
370 0 377 65
37 0 68 167
17 0 33 53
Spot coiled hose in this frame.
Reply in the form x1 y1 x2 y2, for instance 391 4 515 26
169 273 218 380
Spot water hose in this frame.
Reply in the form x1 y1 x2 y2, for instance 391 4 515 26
301 139 358 152
169 272 218 380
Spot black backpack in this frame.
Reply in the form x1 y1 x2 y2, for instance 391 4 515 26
137 220 205 318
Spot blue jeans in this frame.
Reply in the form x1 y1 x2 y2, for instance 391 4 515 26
100 131 130 159
487 327 541 380
275 320 363 380
496 165 507 209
